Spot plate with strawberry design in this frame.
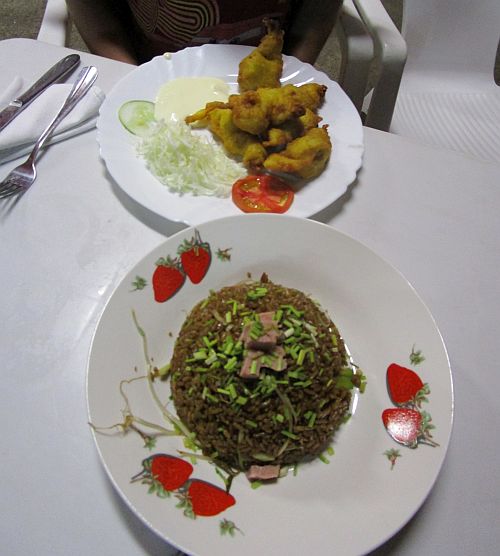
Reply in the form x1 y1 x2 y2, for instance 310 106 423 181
96 44 363 226
87 214 453 555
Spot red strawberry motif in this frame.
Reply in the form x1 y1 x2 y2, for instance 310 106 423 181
187 479 236 516
152 256 185 302
133 454 238 519
178 230 211 284
382 408 422 448
151 455 193 491
133 454 193 492
382 408 439 448
382 354 439 456
387 363 427 406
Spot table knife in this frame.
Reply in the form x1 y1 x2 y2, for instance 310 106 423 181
0 53 80 133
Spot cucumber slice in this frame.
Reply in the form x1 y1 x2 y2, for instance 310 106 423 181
118 100 155 136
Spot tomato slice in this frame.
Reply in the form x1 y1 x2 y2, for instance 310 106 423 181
231 175 294 213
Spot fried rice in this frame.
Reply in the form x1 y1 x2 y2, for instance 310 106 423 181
170 275 363 475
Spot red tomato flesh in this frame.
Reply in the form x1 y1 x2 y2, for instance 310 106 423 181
232 175 294 213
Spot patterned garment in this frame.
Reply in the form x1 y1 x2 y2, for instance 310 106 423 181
126 0 297 56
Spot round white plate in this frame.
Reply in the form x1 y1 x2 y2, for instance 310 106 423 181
87 214 453 555
96 45 363 225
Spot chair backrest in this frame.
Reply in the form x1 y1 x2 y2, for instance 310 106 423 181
352 0 407 131
37 0 70 47
402 0 500 79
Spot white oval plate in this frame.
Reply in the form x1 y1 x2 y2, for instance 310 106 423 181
96 45 363 225
87 214 453 555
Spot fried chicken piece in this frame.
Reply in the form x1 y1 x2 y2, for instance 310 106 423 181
184 101 228 125
238 19 284 92
263 126 332 180
294 83 328 111
228 84 327 136
263 109 323 149
185 103 267 167
262 127 293 150
202 108 267 167
228 88 302 135
243 142 269 167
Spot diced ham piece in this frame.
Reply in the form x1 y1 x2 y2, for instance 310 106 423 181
239 350 262 379
239 311 286 378
240 311 279 350
239 322 252 344
246 464 281 481
246 338 276 352
258 311 277 327
258 312 279 344
262 345 287 372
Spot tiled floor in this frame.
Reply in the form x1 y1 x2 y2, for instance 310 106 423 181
0 0 86 53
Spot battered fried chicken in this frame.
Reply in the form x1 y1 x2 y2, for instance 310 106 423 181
186 38 331 179
192 107 267 167
184 100 228 125
238 19 284 92
293 83 328 111
228 84 327 136
228 88 303 135
263 109 323 149
263 126 332 180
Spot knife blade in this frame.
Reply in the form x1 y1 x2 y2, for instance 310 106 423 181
0 53 81 133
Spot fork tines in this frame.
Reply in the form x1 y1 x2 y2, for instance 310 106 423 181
0 178 24 199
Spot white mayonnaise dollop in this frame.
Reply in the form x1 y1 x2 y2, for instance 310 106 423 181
154 77 230 122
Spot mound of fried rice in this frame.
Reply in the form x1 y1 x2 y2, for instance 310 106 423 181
170 276 361 474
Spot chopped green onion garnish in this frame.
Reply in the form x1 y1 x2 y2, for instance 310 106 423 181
281 304 304 318
247 287 268 300
306 412 317 427
224 356 237 371
250 360 258 375
217 387 231 396
336 376 354 389
158 362 171 376
252 453 275 462
296 348 307 365
212 310 224 323
294 379 312 388
193 349 207 360
228 383 237 399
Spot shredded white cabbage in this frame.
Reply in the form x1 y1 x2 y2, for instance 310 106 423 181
138 120 245 198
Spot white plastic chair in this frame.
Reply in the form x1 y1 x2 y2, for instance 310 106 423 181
37 0 71 47
389 0 500 163
345 0 407 131
335 0 375 114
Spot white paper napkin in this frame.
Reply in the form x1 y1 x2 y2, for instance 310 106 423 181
0 79 105 164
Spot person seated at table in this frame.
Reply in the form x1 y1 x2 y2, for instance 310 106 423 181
66 0 341 65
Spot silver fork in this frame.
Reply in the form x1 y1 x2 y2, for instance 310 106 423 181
0 66 98 199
